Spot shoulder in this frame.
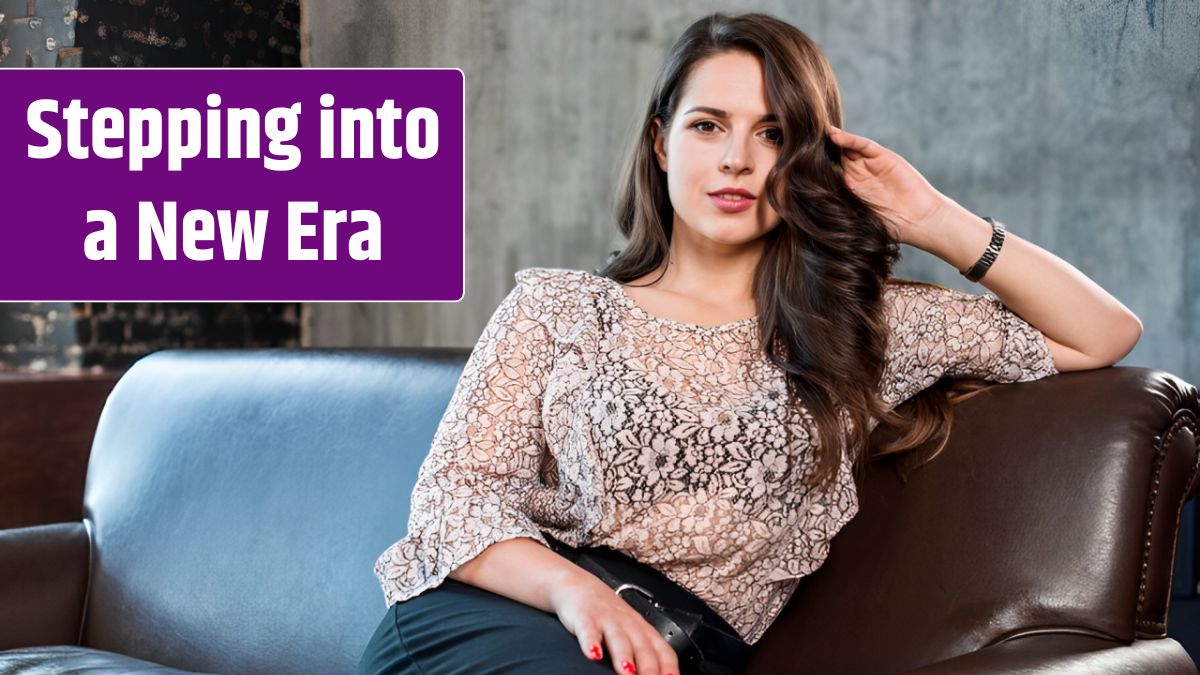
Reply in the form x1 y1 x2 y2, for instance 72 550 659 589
514 266 611 304
882 278 997 322
513 266 601 290
881 279 932 326
508 266 607 332
883 277 958 304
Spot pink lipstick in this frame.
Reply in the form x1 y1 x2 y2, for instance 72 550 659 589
709 194 756 213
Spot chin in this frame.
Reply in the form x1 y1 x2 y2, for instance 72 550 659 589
697 222 771 245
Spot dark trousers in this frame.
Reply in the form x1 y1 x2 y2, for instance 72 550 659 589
356 577 613 674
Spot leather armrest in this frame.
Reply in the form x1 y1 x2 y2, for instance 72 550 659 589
903 633 1198 674
0 521 89 650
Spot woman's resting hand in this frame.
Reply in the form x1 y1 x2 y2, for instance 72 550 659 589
550 570 681 675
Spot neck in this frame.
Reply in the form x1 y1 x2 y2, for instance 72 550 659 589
655 225 764 305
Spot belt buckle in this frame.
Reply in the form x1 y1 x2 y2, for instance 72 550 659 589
614 582 662 609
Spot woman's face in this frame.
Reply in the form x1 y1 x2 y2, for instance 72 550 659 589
653 50 783 248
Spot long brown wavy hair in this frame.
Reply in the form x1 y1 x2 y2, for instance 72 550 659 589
596 12 997 491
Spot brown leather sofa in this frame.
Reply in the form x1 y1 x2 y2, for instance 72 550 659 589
0 349 1196 674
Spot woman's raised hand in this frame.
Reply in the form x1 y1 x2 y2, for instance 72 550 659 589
550 571 681 675
826 125 952 251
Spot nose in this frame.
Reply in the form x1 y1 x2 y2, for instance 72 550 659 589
720 133 754 175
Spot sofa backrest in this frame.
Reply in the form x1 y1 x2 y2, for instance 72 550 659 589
81 348 470 675
749 367 1199 673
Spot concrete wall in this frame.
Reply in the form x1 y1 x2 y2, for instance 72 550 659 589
304 0 1199 384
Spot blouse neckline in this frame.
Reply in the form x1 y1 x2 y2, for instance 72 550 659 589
594 274 759 334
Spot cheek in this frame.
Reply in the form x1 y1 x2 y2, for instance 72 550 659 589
667 164 708 210
760 197 780 220
667 142 715 190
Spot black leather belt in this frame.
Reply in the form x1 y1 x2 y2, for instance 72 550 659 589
544 535 752 674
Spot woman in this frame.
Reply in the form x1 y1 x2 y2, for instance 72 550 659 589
358 11 1142 675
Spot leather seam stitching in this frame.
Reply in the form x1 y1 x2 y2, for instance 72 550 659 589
1136 411 1198 633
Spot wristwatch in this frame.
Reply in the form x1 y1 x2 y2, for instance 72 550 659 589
961 216 1006 282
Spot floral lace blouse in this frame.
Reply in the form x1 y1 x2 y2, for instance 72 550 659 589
373 266 1059 644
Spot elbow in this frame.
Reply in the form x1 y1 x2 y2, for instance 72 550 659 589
1101 312 1143 365
1121 312 1143 353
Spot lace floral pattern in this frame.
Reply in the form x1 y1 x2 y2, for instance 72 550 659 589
374 267 1058 644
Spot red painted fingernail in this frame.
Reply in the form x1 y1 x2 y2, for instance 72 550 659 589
622 661 636 673
588 644 602 660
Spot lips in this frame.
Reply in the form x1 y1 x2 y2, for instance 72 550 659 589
709 193 756 213
708 188 756 199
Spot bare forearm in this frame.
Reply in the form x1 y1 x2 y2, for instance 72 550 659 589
918 198 1143 366
447 536 595 614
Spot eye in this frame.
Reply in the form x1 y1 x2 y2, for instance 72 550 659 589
691 120 719 134
762 128 783 145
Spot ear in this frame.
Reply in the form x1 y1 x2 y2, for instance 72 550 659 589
652 117 667 172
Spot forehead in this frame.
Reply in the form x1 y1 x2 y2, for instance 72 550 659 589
678 51 770 115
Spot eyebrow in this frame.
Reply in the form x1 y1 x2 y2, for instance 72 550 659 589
683 106 778 123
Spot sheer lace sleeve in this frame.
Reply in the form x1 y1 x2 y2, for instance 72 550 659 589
374 274 554 605
880 281 1059 407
